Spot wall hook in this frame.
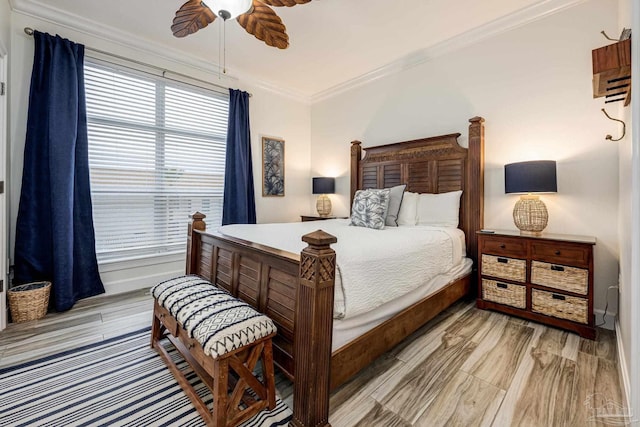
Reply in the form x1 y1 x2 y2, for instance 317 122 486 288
601 108 626 141
601 30 620 41
601 28 631 42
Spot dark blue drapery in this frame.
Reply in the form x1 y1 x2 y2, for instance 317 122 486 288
222 89 256 225
14 31 104 311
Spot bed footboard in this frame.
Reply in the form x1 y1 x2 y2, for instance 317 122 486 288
186 214 336 427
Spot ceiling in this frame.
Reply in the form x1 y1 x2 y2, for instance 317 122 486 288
13 0 553 100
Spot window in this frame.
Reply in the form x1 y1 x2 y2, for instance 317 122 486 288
84 59 229 263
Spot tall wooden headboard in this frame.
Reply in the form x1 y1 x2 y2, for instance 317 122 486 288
350 117 485 266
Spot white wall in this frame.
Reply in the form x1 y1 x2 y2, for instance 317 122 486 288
0 1 9 48
311 0 620 320
7 12 311 294
246 82 311 223
617 0 639 420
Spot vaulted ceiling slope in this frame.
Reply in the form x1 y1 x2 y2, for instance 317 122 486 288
10 0 583 101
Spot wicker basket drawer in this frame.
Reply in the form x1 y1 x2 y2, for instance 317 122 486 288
481 254 526 282
531 261 588 295
482 279 526 309
531 289 588 324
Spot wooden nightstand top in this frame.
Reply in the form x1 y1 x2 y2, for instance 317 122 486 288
300 215 348 222
477 229 596 245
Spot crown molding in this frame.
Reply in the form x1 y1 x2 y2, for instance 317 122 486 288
310 0 587 103
9 0 311 104
9 0 585 105
233 69 312 104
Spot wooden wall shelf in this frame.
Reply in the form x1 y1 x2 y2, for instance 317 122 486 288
592 38 631 106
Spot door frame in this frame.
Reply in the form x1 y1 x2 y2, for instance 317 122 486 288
0 46 7 331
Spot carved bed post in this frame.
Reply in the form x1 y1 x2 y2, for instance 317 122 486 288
292 230 337 427
466 117 485 269
186 212 206 274
350 141 362 207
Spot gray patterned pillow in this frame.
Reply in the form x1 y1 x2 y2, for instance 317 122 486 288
385 184 407 227
350 189 391 230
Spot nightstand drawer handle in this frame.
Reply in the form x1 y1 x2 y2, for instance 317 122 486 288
496 283 508 289
552 294 566 301
499 244 506 249
551 265 565 272
555 250 561 255
497 257 508 263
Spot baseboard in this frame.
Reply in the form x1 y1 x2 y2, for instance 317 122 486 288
615 319 632 418
594 308 616 330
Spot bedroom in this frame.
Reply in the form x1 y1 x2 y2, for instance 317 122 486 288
0 0 638 426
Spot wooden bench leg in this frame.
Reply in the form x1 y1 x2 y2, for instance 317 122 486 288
213 358 229 427
263 340 276 410
150 306 164 349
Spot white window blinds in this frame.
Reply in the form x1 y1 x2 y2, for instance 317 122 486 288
84 59 229 263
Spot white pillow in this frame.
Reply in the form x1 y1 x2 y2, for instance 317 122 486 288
397 192 418 226
416 190 462 228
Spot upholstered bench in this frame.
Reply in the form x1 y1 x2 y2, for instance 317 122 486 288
150 275 278 427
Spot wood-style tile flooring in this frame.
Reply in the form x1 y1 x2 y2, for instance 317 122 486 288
0 289 626 426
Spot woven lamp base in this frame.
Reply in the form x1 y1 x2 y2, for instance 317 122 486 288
316 194 332 217
513 195 548 235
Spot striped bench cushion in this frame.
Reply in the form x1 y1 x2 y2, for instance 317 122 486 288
151 275 277 358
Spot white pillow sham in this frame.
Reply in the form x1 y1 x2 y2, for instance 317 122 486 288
416 190 462 228
397 191 418 226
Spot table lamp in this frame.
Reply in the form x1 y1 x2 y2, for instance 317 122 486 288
312 177 335 217
505 161 557 235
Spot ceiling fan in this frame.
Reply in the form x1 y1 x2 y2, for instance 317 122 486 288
171 0 312 49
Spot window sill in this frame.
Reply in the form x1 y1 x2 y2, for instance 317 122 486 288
98 250 185 273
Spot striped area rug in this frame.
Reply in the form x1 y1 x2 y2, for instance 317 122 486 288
0 328 291 427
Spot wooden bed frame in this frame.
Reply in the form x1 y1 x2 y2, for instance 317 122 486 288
185 117 485 427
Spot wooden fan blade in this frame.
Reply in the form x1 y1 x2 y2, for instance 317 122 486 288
258 0 311 6
237 1 289 49
171 0 216 38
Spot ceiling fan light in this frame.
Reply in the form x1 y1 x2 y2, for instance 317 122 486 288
208 0 253 20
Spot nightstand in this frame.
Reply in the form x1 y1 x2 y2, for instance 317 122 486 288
476 230 596 339
300 215 346 222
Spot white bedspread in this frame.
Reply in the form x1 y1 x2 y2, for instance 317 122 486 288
219 219 464 320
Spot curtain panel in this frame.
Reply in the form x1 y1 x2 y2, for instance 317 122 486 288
222 89 256 225
14 31 104 311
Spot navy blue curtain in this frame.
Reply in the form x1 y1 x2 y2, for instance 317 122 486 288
14 31 104 312
222 89 256 225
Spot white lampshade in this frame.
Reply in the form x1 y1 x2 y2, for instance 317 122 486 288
209 0 253 20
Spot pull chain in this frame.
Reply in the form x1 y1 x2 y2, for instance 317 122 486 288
223 17 227 74
216 10 231 77
218 18 223 78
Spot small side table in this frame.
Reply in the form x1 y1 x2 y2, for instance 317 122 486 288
476 230 596 339
300 215 347 222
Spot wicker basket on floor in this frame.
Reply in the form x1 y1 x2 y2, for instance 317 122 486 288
8 281 51 323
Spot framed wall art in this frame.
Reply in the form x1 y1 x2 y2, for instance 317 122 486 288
262 137 285 197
